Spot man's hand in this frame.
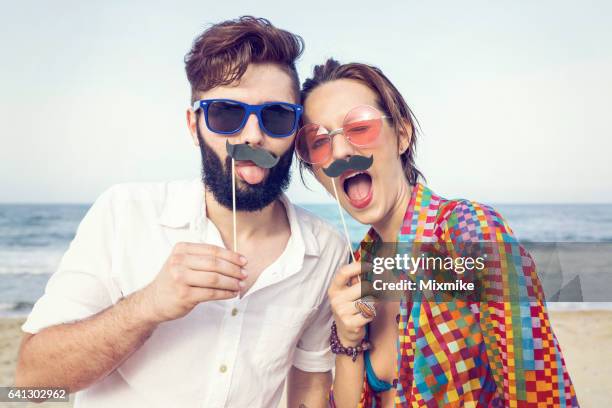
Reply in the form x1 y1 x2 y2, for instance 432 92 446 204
142 242 248 323
327 262 374 347
15 242 248 394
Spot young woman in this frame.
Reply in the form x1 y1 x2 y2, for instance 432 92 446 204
295 59 579 407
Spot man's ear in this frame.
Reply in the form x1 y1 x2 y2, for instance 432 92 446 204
398 119 413 155
186 108 200 147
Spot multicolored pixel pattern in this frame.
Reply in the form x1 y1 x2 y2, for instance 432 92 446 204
330 183 578 407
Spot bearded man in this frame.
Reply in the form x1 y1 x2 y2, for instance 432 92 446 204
15 16 347 408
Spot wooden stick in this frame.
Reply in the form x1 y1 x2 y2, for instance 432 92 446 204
331 178 356 263
231 158 237 252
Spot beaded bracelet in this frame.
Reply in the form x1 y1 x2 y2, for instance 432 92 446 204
330 321 371 362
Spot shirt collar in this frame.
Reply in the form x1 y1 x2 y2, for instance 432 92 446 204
278 193 320 257
157 179 319 258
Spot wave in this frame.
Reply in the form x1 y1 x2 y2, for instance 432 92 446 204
0 301 36 317
0 250 64 275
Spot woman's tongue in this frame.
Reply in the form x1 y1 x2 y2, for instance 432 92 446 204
345 173 372 201
235 163 266 185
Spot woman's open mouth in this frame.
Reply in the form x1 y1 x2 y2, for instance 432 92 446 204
340 170 373 209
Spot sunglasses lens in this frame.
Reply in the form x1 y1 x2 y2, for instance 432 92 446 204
296 124 331 164
207 100 247 133
344 105 383 146
261 104 297 136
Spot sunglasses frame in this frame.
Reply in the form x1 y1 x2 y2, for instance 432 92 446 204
192 98 303 138
296 105 390 165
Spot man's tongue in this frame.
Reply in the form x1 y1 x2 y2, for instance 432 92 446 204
236 164 266 184
345 173 371 201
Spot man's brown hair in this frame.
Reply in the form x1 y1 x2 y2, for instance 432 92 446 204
185 16 304 103
300 58 424 186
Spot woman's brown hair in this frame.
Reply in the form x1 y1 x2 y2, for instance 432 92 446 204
300 58 423 186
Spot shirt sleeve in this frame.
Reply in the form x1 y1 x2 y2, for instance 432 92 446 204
21 187 118 334
444 200 579 406
292 237 349 372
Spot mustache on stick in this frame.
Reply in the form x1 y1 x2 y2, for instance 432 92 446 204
225 140 280 169
322 155 374 177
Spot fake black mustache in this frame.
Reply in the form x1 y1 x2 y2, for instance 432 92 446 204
225 140 280 169
322 155 374 177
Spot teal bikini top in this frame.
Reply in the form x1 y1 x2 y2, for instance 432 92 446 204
363 325 393 393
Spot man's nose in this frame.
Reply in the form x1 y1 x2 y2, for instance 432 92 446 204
239 113 265 146
331 132 355 161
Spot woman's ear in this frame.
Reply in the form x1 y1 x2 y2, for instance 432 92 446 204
398 120 413 155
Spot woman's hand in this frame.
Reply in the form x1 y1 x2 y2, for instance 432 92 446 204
327 262 374 347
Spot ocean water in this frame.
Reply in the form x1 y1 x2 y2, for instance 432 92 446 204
1 202 611 316
309 203 612 245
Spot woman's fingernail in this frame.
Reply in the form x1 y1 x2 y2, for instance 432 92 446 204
238 280 246 288
241 268 248 277
240 256 247 265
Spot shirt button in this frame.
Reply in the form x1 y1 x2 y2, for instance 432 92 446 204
219 364 227 373
231 308 238 316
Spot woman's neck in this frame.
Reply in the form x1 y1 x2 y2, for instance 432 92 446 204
372 181 412 242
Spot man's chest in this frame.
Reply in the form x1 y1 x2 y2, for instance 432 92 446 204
236 234 291 295
113 292 315 406
104 210 329 405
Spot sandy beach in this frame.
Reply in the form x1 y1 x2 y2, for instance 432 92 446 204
1 311 610 408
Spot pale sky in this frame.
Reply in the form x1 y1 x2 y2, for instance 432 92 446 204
1 1 611 204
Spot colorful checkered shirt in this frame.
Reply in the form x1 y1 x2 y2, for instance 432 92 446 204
329 183 578 407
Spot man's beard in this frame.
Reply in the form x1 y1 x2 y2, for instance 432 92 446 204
197 128 293 212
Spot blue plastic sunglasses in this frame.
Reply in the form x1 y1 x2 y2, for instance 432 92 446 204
192 99 303 138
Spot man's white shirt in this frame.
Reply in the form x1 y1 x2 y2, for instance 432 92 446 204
22 179 349 408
